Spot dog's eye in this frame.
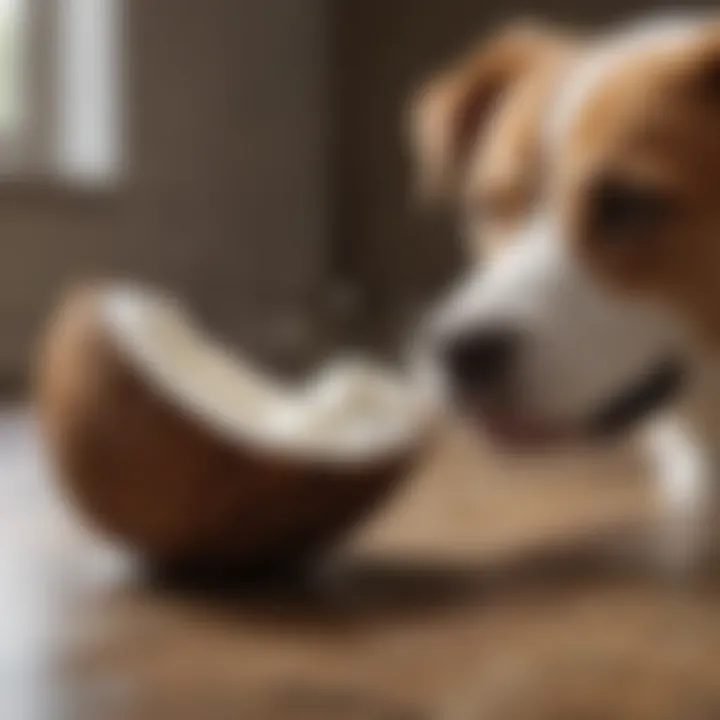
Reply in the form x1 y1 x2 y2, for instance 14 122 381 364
591 178 673 240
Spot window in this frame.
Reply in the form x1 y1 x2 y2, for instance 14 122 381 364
0 0 26 163
56 0 124 184
0 0 123 184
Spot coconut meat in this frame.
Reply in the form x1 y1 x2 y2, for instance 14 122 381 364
101 287 433 462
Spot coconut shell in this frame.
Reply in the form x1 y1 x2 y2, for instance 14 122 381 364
36 285 421 569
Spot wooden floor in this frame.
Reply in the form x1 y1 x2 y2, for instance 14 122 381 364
2 408 720 720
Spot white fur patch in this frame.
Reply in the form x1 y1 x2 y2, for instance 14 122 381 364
431 208 683 421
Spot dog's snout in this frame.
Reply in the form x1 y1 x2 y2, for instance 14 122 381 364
443 328 517 391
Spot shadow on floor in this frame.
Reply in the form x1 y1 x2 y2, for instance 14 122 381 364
136 518 719 629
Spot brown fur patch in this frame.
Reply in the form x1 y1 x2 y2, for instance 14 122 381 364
465 48 574 252
555 30 720 342
410 22 574 207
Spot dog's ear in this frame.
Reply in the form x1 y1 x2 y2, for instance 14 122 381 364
408 22 566 203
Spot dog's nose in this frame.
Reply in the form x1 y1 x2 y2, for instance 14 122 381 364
443 328 516 391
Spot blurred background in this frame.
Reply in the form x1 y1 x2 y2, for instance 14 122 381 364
0 0 714 388
2 2 720 719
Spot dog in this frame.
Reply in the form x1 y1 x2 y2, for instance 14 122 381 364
410 14 720 571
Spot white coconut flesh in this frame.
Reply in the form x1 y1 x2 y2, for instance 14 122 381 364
100 287 435 465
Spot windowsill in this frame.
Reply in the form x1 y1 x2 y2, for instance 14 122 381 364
0 172 126 204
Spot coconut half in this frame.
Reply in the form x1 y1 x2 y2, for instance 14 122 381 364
36 283 435 567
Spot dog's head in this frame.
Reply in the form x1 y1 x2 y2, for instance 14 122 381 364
412 16 720 448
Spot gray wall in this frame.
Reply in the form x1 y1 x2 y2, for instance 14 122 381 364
0 0 329 384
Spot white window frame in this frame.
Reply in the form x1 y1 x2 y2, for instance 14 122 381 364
0 0 33 171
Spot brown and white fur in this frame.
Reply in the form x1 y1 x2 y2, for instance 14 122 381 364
411 15 720 571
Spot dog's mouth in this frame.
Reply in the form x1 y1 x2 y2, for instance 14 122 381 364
463 358 685 450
